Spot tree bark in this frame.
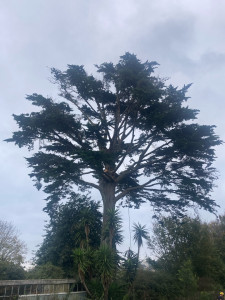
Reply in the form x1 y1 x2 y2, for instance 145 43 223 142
103 285 109 300
99 180 116 246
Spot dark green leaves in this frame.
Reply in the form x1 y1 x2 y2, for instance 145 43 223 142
7 52 221 215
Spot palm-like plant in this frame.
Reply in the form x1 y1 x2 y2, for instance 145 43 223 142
133 223 149 261
122 249 138 297
73 248 93 297
102 208 123 248
95 245 117 300
75 208 93 248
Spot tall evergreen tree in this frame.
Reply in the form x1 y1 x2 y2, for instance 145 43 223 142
6 53 221 246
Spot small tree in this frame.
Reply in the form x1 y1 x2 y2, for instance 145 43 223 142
122 249 138 299
6 53 221 248
73 208 122 300
95 245 117 300
35 194 102 277
0 220 27 265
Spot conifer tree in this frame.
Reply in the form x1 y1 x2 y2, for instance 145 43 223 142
6 53 221 246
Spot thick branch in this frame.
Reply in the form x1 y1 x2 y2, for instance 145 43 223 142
115 175 164 201
111 95 121 149
116 140 172 182
113 127 135 173
95 98 112 142
79 179 100 191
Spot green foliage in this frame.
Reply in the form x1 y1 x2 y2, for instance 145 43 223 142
35 194 102 277
73 210 122 300
177 260 198 297
73 248 93 275
102 209 123 248
149 217 217 276
133 222 149 260
121 250 138 287
6 52 222 297
209 215 225 264
95 245 117 280
134 268 177 300
26 262 64 279
120 249 138 299
108 281 125 300
6 53 221 234
73 247 94 298
73 245 118 299
0 261 26 280
86 278 103 300
94 245 118 300
148 215 225 298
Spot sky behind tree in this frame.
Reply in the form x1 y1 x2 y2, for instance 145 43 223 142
1 0 225 261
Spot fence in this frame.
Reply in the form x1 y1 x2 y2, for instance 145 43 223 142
0 279 86 300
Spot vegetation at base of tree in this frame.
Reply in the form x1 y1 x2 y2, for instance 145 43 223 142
0 261 26 280
4 210 225 299
26 262 65 279
72 208 121 300
6 53 221 252
145 215 225 299
34 194 102 277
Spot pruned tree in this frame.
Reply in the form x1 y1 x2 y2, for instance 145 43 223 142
6 52 221 247
0 220 27 265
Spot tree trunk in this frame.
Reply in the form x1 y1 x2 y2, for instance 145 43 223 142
99 181 116 300
100 180 116 246
103 282 110 300
78 268 92 298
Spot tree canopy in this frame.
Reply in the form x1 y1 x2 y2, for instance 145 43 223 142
6 52 221 244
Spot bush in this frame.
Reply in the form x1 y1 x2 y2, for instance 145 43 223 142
26 262 65 279
0 261 26 280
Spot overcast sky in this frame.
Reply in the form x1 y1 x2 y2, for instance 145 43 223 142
1 0 225 262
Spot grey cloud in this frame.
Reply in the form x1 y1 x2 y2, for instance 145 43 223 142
1 0 225 261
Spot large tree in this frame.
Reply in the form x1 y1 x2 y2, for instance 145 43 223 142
6 53 221 246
